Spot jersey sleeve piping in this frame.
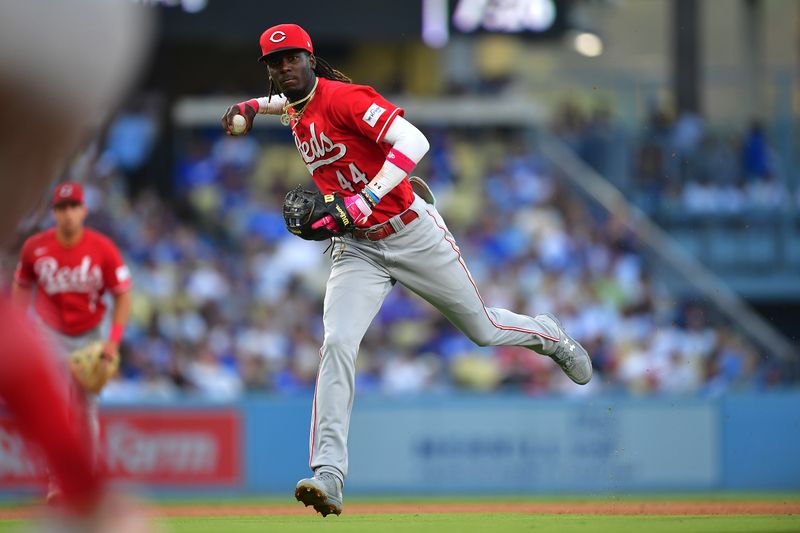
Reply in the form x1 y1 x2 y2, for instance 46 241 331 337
376 107 402 143
109 279 132 295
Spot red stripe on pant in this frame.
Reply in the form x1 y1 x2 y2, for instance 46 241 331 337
425 209 560 342
309 348 323 469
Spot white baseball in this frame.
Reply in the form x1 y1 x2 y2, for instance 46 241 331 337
231 114 247 135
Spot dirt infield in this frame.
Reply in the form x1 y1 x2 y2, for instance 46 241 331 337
1 500 798 519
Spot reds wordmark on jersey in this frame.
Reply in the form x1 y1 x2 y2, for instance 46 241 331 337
288 77 414 224
15 228 131 335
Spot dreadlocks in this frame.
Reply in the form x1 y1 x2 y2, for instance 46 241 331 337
314 56 351 84
266 53 351 99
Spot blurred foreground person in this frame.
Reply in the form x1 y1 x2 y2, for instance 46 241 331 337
0 0 154 531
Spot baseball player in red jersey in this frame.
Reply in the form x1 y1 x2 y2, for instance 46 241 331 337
12 181 132 503
222 23 592 517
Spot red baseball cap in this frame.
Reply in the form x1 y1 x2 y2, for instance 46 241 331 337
52 182 84 207
258 24 313 62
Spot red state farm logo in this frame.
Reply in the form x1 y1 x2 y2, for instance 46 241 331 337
102 411 240 484
0 410 241 486
105 422 218 476
0 424 46 483
34 255 103 295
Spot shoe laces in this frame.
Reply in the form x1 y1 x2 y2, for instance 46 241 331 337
557 351 576 370
553 341 579 368
317 472 342 490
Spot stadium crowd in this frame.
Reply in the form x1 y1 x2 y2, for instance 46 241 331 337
3 106 795 402
550 101 796 215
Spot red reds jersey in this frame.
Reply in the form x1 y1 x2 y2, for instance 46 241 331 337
289 77 414 224
14 228 132 335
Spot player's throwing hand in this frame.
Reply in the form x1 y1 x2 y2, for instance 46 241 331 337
221 99 258 135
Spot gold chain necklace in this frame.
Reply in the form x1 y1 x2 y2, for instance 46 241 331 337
280 77 319 126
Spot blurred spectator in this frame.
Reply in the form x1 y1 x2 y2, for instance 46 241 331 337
741 119 773 182
553 102 789 215
101 95 161 195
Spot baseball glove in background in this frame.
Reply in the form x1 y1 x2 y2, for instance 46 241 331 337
68 341 118 394
283 186 351 241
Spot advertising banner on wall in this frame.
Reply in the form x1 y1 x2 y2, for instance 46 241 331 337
0 409 241 488
346 399 720 492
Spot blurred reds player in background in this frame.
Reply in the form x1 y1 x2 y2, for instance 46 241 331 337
0 0 153 531
222 23 593 518
12 180 133 504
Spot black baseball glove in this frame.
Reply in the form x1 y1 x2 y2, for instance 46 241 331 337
283 186 352 241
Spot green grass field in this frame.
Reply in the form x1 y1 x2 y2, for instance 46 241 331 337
1 494 798 532
158 514 800 533
2 513 798 533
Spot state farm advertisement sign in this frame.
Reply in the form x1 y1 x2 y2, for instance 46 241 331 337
0 409 241 487
0 422 43 485
103 410 241 485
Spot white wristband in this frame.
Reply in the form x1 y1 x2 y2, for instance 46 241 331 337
257 95 287 115
367 164 407 200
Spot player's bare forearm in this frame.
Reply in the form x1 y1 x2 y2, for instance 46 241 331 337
111 290 131 327
105 290 131 356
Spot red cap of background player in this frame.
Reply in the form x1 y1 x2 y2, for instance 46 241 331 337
52 182 84 207
258 24 313 62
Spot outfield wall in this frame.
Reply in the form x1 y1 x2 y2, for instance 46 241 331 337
1 392 798 494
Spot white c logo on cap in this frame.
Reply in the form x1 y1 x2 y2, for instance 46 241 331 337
60 185 73 197
270 31 287 43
